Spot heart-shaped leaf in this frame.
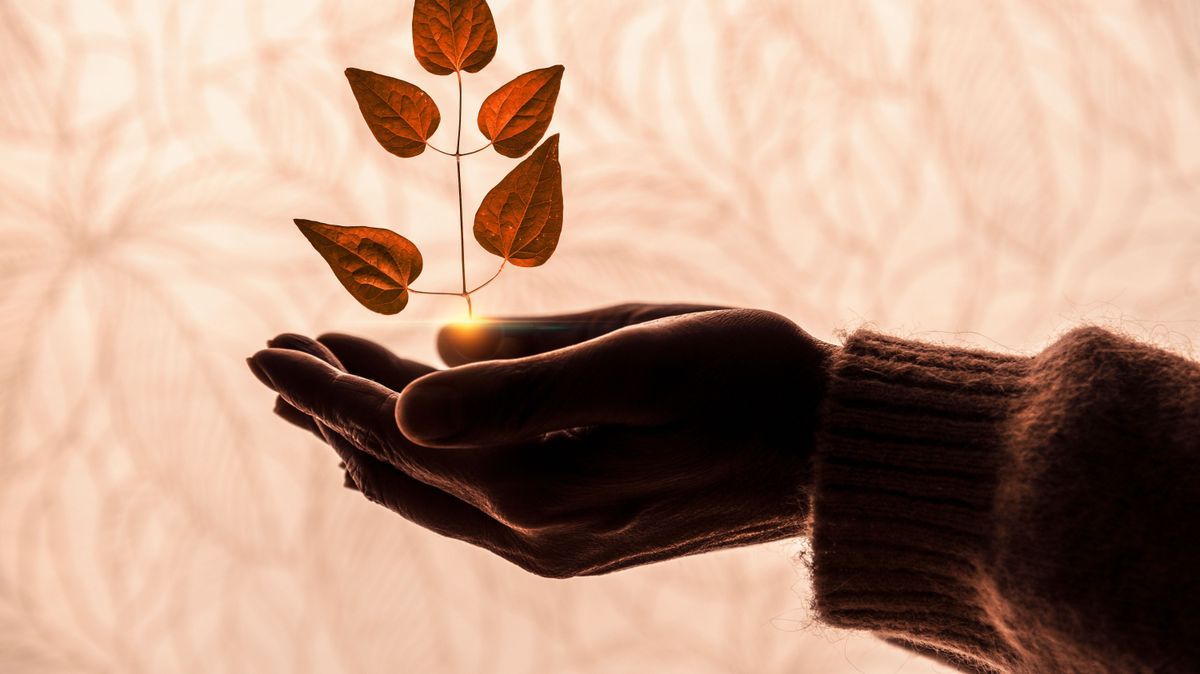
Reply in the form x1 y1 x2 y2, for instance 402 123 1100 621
294 219 423 314
473 134 562 267
412 0 498 76
345 68 440 158
478 65 565 158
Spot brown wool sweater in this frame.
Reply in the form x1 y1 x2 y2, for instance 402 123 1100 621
808 326 1200 674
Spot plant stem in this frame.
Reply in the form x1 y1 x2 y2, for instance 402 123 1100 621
457 143 491 157
467 261 505 294
410 77 507 317
409 261 504 301
427 142 491 157
455 70 467 318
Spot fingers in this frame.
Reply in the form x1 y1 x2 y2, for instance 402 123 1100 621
266 333 345 370
273 395 323 440
398 317 713 447
264 333 347 428
248 348 404 455
250 345 466 489
437 302 729 366
252 339 544 562
269 333 434 438
321 425 514 548
317 333 435 389
263 333 355 487
258 332 451 496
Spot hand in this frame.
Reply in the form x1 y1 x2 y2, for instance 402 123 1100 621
247 304 834 578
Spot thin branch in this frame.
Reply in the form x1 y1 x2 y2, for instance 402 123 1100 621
458 143 492 157
426 142 491 157
455 70 467 308
467 261 506 294
408 288 465 297
428 74 488 318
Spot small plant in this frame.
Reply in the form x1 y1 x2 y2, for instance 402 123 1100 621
295 0 564 319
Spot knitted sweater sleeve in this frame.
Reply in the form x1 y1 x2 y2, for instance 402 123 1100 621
808 326 1200 674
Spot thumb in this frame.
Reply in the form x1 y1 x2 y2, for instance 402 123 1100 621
400 321 701 447
437 302 729 366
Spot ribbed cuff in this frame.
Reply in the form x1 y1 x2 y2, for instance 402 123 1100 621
809 330 1032 672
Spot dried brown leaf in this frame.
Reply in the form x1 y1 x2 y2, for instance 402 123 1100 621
473 134 562 267
294 219 423 314
345 68 440 158
412 0 498 76
478 65 564 158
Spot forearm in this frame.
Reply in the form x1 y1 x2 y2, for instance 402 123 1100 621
806 326 1200 673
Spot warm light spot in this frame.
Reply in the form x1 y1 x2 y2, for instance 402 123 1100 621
440 315 503 361
452 313 487 328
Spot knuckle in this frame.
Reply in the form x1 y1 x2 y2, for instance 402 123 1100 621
714 309 812 357
733 308 802 340
372 392 402 437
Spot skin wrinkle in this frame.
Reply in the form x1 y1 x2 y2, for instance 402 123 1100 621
255 306 827 584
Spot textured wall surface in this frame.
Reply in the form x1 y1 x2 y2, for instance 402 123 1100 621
2 1 1198 672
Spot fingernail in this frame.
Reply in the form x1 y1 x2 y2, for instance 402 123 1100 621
267 333 309 350
246 356 277 391
398 382 464 441
267 333 338 367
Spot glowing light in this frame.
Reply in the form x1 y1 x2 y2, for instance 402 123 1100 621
452 313 488 328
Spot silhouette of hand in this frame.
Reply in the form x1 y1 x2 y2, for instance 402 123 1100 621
248 304 834 578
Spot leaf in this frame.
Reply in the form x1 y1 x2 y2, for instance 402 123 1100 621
473 134 562 267
478 65 565 158
412 0 498 76
294 219 423 314
345 68 440 158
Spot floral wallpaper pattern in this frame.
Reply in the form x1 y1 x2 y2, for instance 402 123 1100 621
2 1 1197 672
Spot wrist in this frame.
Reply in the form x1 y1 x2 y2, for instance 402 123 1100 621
806 329 1031 668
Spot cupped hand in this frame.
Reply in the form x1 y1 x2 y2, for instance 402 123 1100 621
248 304 834 578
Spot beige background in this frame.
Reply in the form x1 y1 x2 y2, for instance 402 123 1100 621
2 1 1199 672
